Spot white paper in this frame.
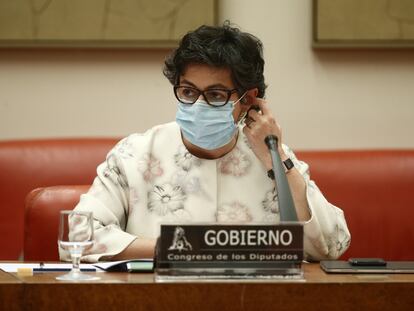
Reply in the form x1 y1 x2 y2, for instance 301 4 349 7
0 263 97 272
93 258 153 271
93 259 129 270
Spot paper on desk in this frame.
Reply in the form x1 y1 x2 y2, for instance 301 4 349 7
0 263 97 272
0 259 153 273
93 259 153 272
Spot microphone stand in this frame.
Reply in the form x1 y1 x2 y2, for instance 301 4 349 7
264 135 298 222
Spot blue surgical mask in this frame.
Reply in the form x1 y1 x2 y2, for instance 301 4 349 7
176 100 238 150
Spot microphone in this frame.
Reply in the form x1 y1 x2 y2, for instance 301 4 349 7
264 135 298 222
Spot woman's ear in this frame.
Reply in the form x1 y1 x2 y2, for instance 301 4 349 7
241 96 249 104
241 88 259 105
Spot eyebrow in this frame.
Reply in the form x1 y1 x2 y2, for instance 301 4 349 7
180 79 232 90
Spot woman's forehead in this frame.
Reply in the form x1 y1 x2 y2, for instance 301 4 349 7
180 63 234 89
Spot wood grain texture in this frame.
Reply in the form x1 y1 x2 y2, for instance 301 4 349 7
0 270 23 311
1 264 414 311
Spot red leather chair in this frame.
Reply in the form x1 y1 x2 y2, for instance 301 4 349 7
0 138 118 260
296 150 414 260
24 185 89 261
23 150 414 261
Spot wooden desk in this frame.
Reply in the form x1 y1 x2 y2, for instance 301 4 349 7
1 264 414 311
0 269 23 311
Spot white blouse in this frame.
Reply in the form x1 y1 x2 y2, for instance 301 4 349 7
60 122 351 262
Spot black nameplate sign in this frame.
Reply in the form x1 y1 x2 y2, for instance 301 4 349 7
156 224 304 274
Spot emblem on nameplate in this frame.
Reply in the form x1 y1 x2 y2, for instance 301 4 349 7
168 226 192 252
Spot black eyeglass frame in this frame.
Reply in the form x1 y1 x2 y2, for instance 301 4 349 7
173 85 240 107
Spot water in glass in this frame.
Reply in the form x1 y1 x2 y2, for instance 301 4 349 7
56 210 100 281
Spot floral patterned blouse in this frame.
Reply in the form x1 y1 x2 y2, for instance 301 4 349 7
60 122 350 262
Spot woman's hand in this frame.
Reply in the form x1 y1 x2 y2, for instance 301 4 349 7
242 98 287 170
243 98 311 222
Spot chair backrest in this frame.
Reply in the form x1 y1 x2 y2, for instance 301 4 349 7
24 185 90 261
0 138 118 260
297 150 414 260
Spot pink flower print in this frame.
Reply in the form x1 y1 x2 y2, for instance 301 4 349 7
70 214 83 226
138 153 163 182
216 202 253 223
171 170 202 195
174 145 201 171
219 147 251 177
114 138 135 159
129 188 140 215
68 214 93 242
129 188 139 204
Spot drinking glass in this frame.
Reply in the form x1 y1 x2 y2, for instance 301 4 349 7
56 210 100 281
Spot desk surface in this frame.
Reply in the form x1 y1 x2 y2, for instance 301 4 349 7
1 263 414 311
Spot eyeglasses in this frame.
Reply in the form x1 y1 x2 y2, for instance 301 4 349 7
174 85 239 107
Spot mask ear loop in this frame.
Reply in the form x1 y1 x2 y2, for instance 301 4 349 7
232 92 248 125
237 111 248 126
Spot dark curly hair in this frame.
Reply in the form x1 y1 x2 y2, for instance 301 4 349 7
163 22 266 98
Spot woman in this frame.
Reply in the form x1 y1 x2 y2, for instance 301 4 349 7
60 23 350 262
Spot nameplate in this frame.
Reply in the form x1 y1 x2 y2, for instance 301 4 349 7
156 224 304 271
